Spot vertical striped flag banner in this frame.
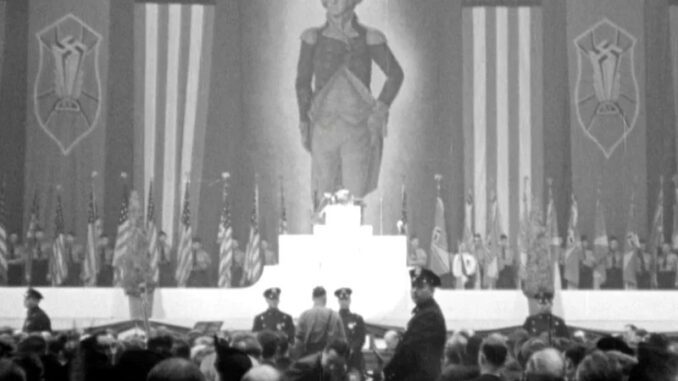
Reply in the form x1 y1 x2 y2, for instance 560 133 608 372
217 173 233 288
279 179 288 236
147 180 160 284
26 191 41 284
462 1 543 253
244 180 262 285
562 193 580 288
485 189 502 286
544 179 562 290
50 189 68 286
175 181 192 287
648 177 664 288
593 187 609 289
133 0 215 246
429 175 451 276
397 184 408 236
517 177 530 287
82 174 98 287
112 174 131 286
0 179 7 285
461 190 474 251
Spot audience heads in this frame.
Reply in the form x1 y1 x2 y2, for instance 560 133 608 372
147 358 205 381
232 333 262 359
597 336 634 357
241 365 280 381
0 358 26 381
256 330 279 360
466 335 483 366
214 339 252 381
445 333 468 365
525 348 564 379
321 339 349 373
478 334 508 370
575 350 624 381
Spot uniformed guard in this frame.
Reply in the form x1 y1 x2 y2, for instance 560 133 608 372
522 290 569 344
23 288 52 333
384 269 446 381
252 287 295 346
335 287 365 377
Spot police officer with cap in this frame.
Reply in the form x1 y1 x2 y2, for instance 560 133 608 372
522 289 569 344
335 287 365 377
252 287 295 345
384 269 446 381
23 288 51 333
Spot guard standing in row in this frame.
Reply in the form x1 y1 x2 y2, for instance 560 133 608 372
23 288 52 333
252 287 296 345
522 290 569 344
335 287 365 377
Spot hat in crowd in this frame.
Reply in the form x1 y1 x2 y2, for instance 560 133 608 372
409 268 441 288
534 290 554 305
334 288 352 300
263 288 281 299
25 288 43 300
312 286 326 298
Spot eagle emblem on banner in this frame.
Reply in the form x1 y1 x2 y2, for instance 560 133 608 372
574 18 638 159
34 14 102 156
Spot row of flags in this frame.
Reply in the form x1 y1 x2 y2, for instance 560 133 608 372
0 172 272 288
404 174 678 282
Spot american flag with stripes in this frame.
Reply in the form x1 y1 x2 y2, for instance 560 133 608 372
26 191 40 283
82 181 98 287
217 174 233 288
175 181 193 287
0 180 7 285
50 191 68 286
244 181 262 285
463 2 543 252
147 181 160 284
112 177 131 286
133 1 215 247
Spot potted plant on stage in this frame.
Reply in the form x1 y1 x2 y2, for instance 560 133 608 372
119 190 157 321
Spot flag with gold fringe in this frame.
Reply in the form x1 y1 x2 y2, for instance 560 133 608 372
244 181 262 285
175 181 193 287
218 173 233 288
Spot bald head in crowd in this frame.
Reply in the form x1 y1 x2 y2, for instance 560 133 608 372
241 365 281 381
147 358 204 381
525 348 565 380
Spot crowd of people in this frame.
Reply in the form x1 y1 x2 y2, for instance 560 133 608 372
3 269 678 381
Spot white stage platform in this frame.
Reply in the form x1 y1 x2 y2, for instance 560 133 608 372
1 232 677 332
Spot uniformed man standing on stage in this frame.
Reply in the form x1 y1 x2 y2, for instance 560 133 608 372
334 287 365 377
384 269 446 381
23 288 51 333
522 290 569 344
252 287 296 346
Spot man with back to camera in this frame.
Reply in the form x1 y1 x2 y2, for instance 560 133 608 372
253 287 296 347
295 286 346 358
284 339 350 381
23 288 51 333
383 268 446 381
473 334 509 381
296 0 403 201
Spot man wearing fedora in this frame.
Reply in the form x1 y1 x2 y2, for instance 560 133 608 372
23 288 51 333
252 287 296 346
384 269 446 381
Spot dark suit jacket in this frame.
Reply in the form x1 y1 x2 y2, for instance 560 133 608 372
23 306 51 333
384 298 446 381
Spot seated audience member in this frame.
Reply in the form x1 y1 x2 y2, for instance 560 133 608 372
524 348 565 381
518 339 548 370
242 364 281 381
563 344 588 381
147 358 205 381
474 334 508 381
575 350 624 381
256 330 280 367
214 338 253 381
283 339 349 381
0 358 26 381
439 332 479 381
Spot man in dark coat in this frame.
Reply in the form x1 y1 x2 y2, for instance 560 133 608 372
383 269 446 381
522 291 569 345
253 288 296 346
283 339 350 381
23 288 52 333
335 287 366 376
